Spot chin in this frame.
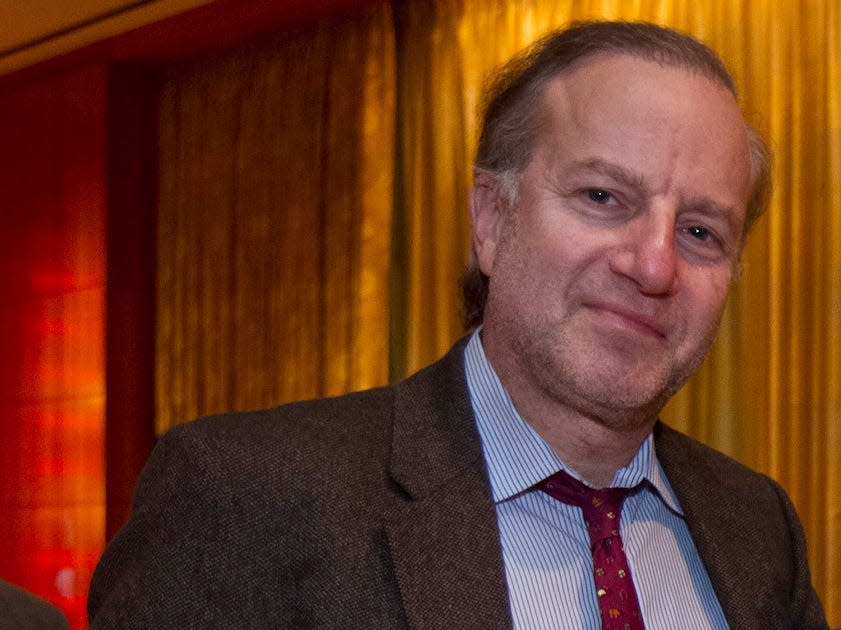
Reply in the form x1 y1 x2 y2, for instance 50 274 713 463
587 384 668 418
544 361 681 425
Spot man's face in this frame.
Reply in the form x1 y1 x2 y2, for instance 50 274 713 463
473 53 753 427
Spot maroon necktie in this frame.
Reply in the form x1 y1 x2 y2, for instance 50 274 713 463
538 469 645 630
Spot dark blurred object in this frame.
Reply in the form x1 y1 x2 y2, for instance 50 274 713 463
0 580 67 630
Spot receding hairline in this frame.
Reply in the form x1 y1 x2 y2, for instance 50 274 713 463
536 21 738 94
474 23 744 174
489 48 758 213
542 47 738 96
551 56 755 229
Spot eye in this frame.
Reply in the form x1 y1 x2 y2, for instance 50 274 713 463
678 223 732 263
687 225 711 241
587 189 613 204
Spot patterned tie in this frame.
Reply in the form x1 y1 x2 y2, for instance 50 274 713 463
538 469 645 630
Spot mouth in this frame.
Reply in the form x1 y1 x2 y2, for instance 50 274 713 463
582 302 668 339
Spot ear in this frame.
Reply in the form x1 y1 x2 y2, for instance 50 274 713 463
470 176 506 277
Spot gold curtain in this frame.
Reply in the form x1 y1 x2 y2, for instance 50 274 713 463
396 0 840 621
155 3 395 431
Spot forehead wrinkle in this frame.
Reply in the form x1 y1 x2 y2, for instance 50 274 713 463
569 158 648 193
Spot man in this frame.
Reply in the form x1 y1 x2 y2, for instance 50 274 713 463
0 580 67 629
88 21 827 629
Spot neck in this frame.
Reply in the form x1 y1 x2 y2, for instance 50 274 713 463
481 333 657 488
532 413 652 487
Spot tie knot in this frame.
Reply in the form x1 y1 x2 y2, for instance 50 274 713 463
537 469 637 542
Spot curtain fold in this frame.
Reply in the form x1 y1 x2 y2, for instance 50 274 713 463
155 3 395 432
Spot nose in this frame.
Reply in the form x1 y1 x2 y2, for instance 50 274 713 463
608 212 679 296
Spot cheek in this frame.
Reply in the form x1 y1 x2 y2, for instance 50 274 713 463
495 207 615 300
679 274 732 339
490 236 564 316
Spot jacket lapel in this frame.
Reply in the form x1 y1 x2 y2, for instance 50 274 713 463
384 341 512 630
655 423 772 630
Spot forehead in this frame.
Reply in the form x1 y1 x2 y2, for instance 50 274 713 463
534 53 752 208
541 52 742 133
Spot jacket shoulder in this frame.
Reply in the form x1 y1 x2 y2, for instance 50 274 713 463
177 385 396 458
88 345 470 628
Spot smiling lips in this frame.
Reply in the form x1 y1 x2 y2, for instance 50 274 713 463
583 302 668 339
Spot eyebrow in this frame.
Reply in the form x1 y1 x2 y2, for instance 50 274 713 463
569 157 743 233
569 158 647 191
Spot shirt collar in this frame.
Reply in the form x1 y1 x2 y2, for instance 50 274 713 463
464 329 683 516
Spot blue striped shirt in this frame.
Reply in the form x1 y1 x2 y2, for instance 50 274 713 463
463 331 729 629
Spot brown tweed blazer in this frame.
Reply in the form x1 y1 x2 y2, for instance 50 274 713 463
88 340 827 629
